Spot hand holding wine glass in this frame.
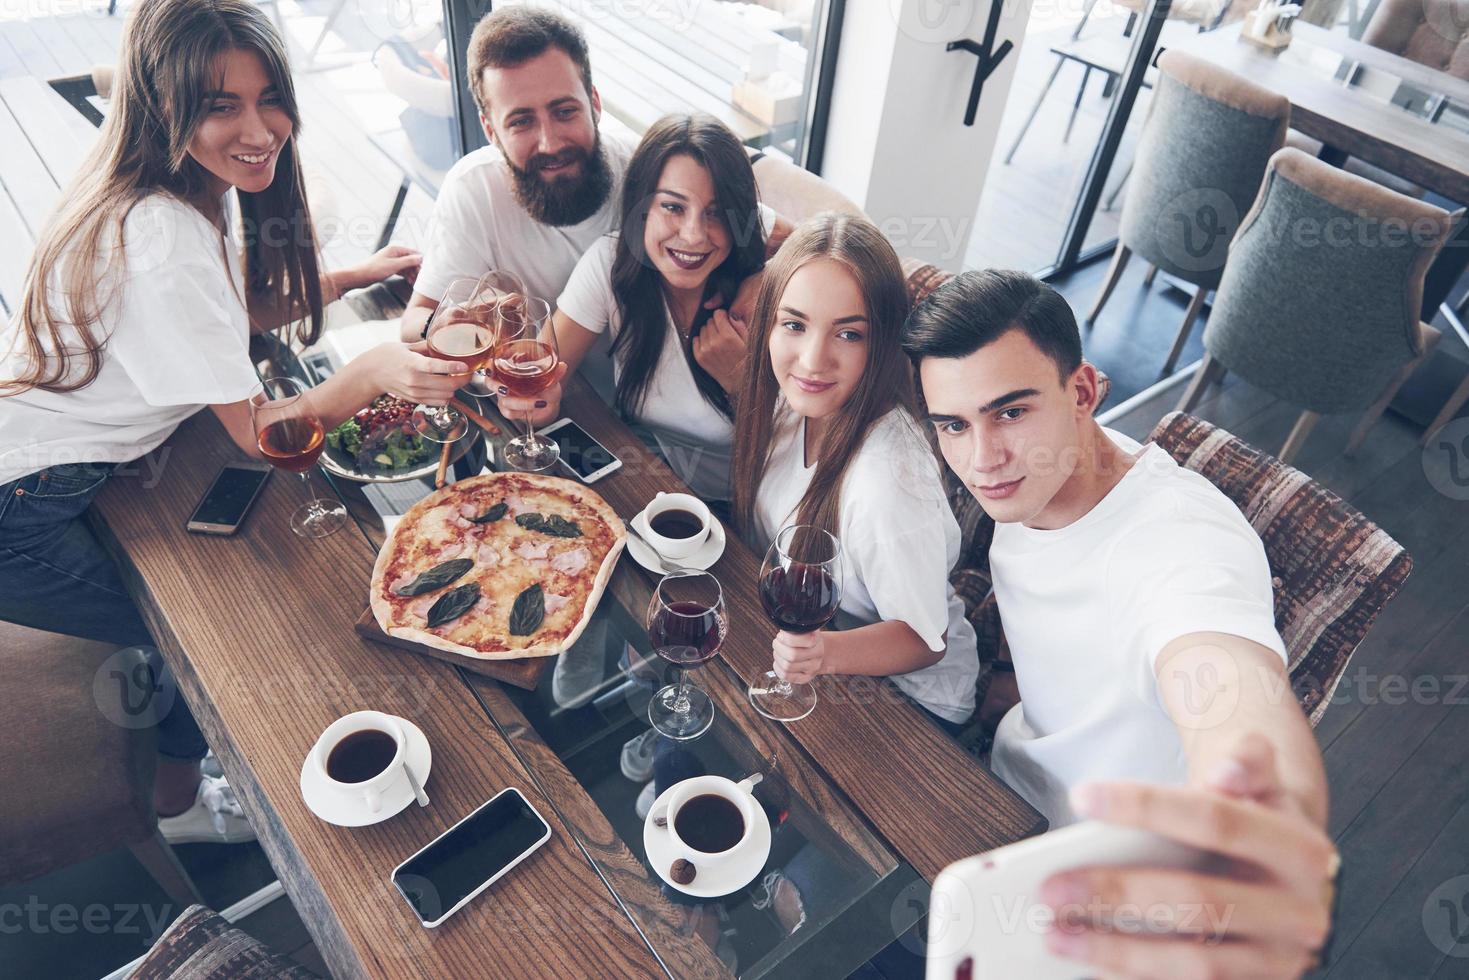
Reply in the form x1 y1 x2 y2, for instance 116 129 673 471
490 295 561 471
646 569 727 740
252 377 347 539
463 270 526 396
412 277 491 444
749 525 842 722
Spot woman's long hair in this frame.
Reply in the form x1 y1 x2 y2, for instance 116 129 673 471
3 0 321 397
608 113 765 421
732 213 916 538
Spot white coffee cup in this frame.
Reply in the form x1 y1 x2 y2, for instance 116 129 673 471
662 774 761 872
312 711 408 815
635 492 712 560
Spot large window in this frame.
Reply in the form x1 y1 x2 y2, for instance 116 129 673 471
463 1 838 164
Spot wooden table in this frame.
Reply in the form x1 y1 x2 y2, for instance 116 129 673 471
88 376 1043 978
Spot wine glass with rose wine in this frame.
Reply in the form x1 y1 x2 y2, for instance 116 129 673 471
413 277 496 443
749 524 842 722
464 269 526 396
490 295 560 471
252 377 347 538
646 569 727 740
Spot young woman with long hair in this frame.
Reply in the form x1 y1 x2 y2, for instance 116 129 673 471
730 213 979 726
0 0 467 840
500 112 769 502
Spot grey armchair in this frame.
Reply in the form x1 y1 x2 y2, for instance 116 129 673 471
1087 49 1290 376
1178 147 1461 462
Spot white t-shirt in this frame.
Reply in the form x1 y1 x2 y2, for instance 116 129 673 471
414 132 636 401
989 428 1288 827
0 192 262 486
752 406 980 723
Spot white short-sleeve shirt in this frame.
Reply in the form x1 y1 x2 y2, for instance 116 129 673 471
0 192 262 486
989 428 1288 827
414 133 636 402
752 406 980 723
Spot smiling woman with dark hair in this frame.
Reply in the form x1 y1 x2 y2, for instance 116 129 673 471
501 113 773 503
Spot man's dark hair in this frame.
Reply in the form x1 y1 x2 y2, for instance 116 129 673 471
901 269 1083 384
467 7 594 113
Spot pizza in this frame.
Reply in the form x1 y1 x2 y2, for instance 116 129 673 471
369 472 626 660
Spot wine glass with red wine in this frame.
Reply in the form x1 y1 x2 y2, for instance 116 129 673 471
646 569 727 740
252 377 346 538
414 278 495 443
490 295 560 471
749 524 842 722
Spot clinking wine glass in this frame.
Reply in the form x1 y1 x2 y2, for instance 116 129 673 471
646 569 727 740
413 277 495 443
464 269 527 397
490 295 560 471
252 376 347 539
749 524 843 722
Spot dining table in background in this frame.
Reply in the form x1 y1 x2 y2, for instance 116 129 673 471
1172 21 1469 426
88 368 1045 979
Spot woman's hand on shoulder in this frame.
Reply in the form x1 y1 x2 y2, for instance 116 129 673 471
693 309 748 393
358 341 468 403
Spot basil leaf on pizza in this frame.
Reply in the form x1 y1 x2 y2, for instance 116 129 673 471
509 584 544 636
394 558 474 596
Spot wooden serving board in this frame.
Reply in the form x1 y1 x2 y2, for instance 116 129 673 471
354 607 552 691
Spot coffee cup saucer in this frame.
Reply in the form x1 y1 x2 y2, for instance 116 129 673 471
626 510 727 574
299 716 431 828
642 784 771 898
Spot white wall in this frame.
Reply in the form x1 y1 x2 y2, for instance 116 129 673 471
820 0 1035 270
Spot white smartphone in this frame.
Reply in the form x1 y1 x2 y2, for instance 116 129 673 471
391 787 552 928
185 461 272 535
538 417 623 484
925 821 1217 979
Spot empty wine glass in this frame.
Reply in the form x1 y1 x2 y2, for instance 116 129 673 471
252 377 346 538
749 525 843 722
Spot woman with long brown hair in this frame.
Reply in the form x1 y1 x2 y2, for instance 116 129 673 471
0 0 466 841
730 213 979 726
500 113 770 502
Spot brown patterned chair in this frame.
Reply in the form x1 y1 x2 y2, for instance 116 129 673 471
1146 412 1413 724
131 905 320 980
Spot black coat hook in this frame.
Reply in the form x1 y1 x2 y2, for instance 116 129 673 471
947 0 1015 126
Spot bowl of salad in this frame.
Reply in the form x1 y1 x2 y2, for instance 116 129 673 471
319 394 482 483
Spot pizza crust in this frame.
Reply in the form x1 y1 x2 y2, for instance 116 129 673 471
369 473 626 660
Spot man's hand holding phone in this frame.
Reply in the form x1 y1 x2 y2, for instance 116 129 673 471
1043 734 1338 979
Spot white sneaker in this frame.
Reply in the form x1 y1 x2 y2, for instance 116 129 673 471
200 751 223 780
621 729 659 782
158 775 256 845
635 780 658 821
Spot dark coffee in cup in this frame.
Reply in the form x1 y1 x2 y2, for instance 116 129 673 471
650 508 705 540
674 793 745 853
326 729 397 783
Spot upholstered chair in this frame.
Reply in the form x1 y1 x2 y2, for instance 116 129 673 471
1178 147 1459 462
1087 50 1291 376
131 905 320 980
1362 0 1469 80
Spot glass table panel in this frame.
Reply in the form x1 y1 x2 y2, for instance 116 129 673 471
308 382 928 978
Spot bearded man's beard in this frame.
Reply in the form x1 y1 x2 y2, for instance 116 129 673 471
507 135 614 226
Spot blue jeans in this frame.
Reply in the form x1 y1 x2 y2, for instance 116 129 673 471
0 463 208 761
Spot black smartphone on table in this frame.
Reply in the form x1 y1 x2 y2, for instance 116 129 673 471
391 787 552 928
185 462 272 535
